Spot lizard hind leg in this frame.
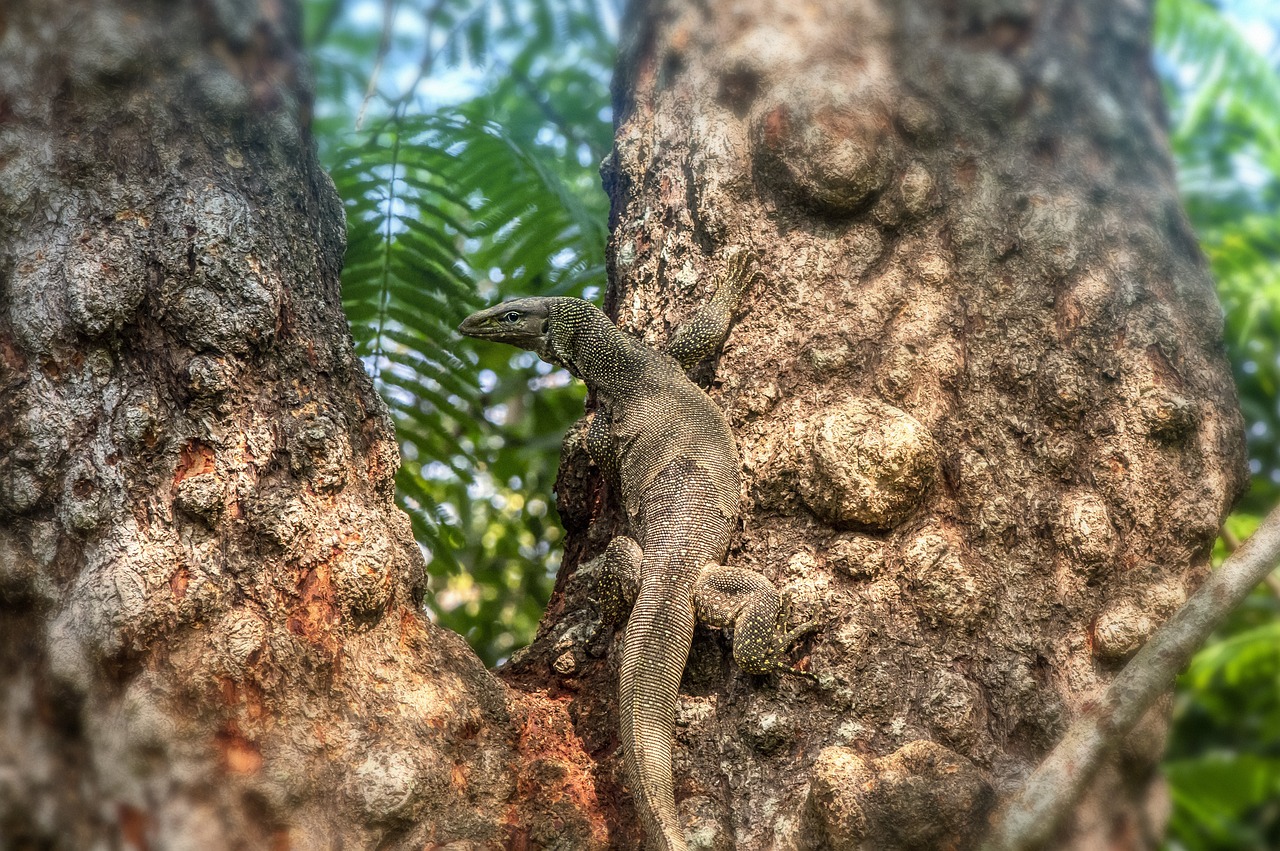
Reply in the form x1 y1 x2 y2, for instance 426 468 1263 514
693 565 818 680
585 407 619 486
597 536 642 625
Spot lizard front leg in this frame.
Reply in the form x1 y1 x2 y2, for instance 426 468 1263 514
664 248 757 373
585 407 619 486
693 565 818 679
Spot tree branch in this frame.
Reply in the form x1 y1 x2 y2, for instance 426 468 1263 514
356 0 398 131
983 505 1280 851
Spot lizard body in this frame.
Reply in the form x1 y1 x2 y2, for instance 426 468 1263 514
459 256 814 851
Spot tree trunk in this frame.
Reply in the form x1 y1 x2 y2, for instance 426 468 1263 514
0 2 603 848
0 1 1247 850
507 0 1247 849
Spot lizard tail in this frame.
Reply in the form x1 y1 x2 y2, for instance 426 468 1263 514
619 588 696 851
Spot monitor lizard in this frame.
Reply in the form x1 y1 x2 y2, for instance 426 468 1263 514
458 252 816 851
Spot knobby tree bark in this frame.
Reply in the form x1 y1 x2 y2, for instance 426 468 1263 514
511 0 1247 848
0 2 1248 851
0 2 602 848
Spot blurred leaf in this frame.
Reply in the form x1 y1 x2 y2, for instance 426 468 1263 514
1156 10 1280 839
1158 0 1280 512
1166 754 1280 849
304 0 613 664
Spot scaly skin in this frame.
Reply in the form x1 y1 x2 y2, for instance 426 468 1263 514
458 256 815 851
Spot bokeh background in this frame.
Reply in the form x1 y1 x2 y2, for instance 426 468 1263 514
301 0 1280 846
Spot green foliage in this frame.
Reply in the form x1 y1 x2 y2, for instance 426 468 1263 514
1166 755 1280 848
1166 572 1280 849
1157 2 1280 847
1157 0 1280 511
305 0 613 663
1168 513 1280 849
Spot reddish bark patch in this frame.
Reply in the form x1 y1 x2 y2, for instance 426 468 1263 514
277 298 295 342
762 104 790 150
503 825 530 851
398 607 429 652
216 722 263 774
1105 453 1129 477
286 563 340 654
0 332 26 375
175 441 216 483
988 16 1033 54
218 677 266 723
814 105 864 139
170 566 189 599
118 803 151 850
213 677 268 773
1056 297 1083 338
502 695 611 848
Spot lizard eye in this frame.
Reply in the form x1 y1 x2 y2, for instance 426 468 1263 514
502 311 521 323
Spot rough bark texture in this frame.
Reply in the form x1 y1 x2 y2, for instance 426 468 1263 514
0 2 604 848
0 0 1249 849
505 0 1248 849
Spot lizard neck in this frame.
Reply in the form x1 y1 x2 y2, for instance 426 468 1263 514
544 299 644 395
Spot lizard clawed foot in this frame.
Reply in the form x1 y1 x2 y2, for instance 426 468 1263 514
719 246 759 300
737 612 822 681
773 618 820 682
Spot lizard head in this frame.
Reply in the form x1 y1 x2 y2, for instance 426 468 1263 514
457 298 553 352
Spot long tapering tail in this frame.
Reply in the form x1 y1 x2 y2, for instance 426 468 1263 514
619 586 697 851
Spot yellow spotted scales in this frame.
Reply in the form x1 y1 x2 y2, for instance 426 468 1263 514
458 253 816 851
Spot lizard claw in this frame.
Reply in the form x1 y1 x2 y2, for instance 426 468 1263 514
720 247 759 299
